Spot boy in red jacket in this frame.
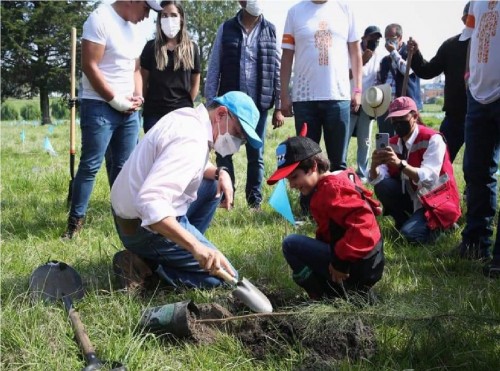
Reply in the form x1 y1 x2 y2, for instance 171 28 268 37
267 134 384 301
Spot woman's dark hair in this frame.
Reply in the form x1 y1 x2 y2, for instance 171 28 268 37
296 154 330 174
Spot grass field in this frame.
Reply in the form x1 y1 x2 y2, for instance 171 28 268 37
1 113 499 370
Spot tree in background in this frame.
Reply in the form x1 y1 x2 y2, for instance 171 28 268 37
182 0 239 97
1 1 93 124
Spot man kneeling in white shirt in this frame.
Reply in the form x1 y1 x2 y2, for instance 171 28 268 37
111 91 261 289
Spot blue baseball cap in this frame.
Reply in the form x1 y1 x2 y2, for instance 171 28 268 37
213 91 262 149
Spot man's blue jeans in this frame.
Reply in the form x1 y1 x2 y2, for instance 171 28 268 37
349 110 374 179
375 177 437 243
462 92 500 259
116 179 238 289
71 99 139 218
293 100 350 171
216 109 268 207
440 113 465 163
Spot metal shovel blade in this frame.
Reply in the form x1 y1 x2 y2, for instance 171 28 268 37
232 278 273 313
29 261 84 303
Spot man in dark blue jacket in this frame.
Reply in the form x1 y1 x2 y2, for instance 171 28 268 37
205 0 284 209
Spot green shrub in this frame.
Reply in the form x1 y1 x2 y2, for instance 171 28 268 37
50 99 70 120
20 103 41 120
1 102 19 121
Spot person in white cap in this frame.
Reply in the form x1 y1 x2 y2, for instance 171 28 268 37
110 91 262 290
63 1 161 239
369 96 461 244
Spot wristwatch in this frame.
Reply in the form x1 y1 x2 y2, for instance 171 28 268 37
399 160 408 170
214 166 229 181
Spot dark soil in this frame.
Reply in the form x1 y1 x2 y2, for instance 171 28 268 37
181 302 376 365
146 289 376 365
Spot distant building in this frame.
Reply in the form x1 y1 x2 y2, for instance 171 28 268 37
422 82 444 103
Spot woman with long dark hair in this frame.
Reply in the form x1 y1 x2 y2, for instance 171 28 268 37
140 1 200 132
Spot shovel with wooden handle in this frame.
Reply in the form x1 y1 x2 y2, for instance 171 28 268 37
29 261 126 371
215 269 273 313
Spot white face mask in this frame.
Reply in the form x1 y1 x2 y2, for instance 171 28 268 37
214 116 244 157
245 0 263 17
161 17 181 39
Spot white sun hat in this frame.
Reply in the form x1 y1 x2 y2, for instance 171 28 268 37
361 84 392 118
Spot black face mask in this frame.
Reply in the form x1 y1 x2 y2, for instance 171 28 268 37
393 120 412 137
366 39 379 51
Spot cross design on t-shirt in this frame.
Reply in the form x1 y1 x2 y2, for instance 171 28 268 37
476 0 498 63
314 21 333 66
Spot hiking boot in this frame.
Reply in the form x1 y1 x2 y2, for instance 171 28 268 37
448 241 490 261
112 250 155 292
483 259 500 279
61 216 84 239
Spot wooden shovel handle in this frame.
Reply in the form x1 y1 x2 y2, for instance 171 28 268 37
68 307 98 358
401 37 414 97
70 27 77 155
214 268 238 284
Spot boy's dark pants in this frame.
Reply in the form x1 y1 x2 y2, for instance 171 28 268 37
282 234 384 299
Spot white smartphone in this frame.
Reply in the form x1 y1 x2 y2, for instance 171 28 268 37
375 133 389 150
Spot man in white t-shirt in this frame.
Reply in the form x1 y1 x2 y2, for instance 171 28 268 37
349 25 383 182
110 91 262 289
63 1 162 239
280 0 362 174
455 0 500 279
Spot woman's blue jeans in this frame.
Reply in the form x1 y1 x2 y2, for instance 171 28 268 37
293 100 350 171
71 99 139 218
116 179 238 289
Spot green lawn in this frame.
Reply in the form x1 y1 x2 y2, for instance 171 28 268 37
1 115 499 370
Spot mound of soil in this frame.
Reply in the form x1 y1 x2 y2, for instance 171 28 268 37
183 303 376 365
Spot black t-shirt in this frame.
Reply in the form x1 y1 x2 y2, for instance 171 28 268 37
140 40 201 116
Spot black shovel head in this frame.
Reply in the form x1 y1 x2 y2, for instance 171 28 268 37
29 261 84 302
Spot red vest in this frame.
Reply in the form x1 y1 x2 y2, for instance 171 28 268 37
387 125 461 229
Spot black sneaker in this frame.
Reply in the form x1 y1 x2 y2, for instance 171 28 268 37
61 216 84 240
483 259 500 278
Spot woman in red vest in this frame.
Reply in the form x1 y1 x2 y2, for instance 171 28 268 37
369 96 461 243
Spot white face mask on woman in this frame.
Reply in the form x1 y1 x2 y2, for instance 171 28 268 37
213 116 244 157
245 0 263 17
161 17 181 39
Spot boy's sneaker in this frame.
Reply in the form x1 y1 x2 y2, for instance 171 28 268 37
483 259 500 278
112 250 155 292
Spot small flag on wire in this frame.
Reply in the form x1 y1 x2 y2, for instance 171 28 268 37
48 125 54 134
20 130 26 143
268 179 295 225
43 136 57 156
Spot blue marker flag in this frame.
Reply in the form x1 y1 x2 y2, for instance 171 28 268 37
43 136 57 156
48 125 54 134
268 179 295 225
20 130 26 143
